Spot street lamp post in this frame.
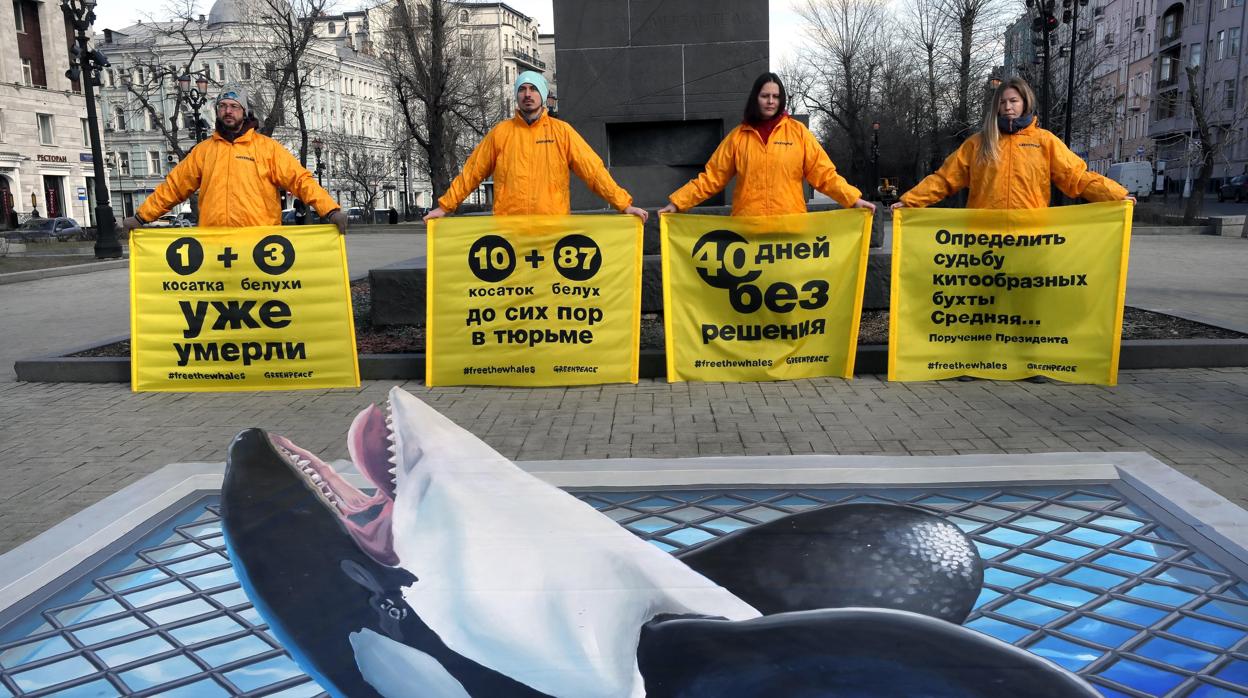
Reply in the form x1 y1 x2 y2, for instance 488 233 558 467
312 137 325 186
400 163 410 220
177 73 211 143
871 121 880 199
61 0 121 259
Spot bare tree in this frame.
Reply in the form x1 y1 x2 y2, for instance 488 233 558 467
901 0 955 172
795 0 891 184
239 0 335 164
112 0 228 219
379 0 509 198
116 1 225 159
1179 61 1248 221
939 0 1007 143
321 128 400 215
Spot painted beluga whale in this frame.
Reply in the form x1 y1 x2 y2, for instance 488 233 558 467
222 386 1101 698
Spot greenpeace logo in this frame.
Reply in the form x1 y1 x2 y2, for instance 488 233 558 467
773 140 794 146
1018 143 1042 148
535 139 555 144
236 155 257 162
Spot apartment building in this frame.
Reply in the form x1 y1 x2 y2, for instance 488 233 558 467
0 0 99 229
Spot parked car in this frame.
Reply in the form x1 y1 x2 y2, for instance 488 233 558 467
175 211 197 226
281 208 302 225
345 207 367 224
1218 175 1248 202
145 214 191 228
4 217 83 242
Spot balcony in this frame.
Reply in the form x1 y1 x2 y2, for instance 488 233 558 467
1105 32 1116 47
1129 95 1143 111
510 48 546 70
1133 15 1146 32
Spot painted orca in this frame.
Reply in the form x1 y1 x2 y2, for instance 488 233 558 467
676 502 984 624
222 386 1099 698
221 427 548 698
637 608 1099 697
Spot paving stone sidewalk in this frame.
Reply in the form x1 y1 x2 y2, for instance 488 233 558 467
2 368 1245 555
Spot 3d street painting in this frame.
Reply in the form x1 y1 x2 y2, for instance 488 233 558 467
2 388 1248 697
221 387 1095 697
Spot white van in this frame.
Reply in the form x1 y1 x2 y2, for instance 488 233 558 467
1106 161 1153 200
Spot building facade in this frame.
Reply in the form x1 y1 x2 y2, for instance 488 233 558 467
1149 0 1248 187
96 0 423 219
0 0 101 230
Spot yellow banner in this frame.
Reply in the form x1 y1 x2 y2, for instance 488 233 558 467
889 201 1132 385
130 225 360 392
426 215 642 386
661 210 872 382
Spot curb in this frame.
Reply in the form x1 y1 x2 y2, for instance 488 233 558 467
13 339 1247 384
0 259 129 285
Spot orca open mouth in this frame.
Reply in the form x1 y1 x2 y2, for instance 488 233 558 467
270 403 403 566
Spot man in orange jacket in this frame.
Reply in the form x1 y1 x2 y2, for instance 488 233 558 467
121 84 348 233
424 72 648 222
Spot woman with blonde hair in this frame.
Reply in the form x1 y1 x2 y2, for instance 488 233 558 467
892 77 1132 210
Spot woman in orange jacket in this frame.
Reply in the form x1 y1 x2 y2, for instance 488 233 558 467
892 77 1132 210
659 73 875 217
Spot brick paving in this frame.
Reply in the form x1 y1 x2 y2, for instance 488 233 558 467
1 369 1246 554
1 232 1245 555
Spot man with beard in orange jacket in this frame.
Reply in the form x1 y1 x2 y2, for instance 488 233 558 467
121 84 347 233
424 72 648 222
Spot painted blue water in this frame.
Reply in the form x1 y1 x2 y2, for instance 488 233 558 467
2 484 1247 697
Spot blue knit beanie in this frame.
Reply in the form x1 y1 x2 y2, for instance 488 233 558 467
514 71 549 105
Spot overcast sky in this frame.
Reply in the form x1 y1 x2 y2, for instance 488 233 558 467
91 0 806 65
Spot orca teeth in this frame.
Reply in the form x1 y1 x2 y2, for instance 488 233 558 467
274 438 344 512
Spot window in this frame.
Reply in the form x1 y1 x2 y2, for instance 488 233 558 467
328 20 336 33
81 118 89 146
21 59 32 86
1231 27 1241 56
145 108 157 131
1217 30 1226 59
118 151 130 175
460 9 469 23
113 106 126 131
216 63 225 81
106 68 114 86
37 113 54 145
1226 79 1237 109
241 62 251 80
460 35 472 56
13 0 23 32
1163 14 1176 37
148 150 161 176
1191 43 1202 68
0 109 6 142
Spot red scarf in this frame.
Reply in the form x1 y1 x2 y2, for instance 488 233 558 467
750 112 787 145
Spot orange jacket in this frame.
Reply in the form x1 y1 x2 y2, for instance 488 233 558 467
668 116 862 216
137 127 339 227
439 110 632 215
900 121 1128 209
